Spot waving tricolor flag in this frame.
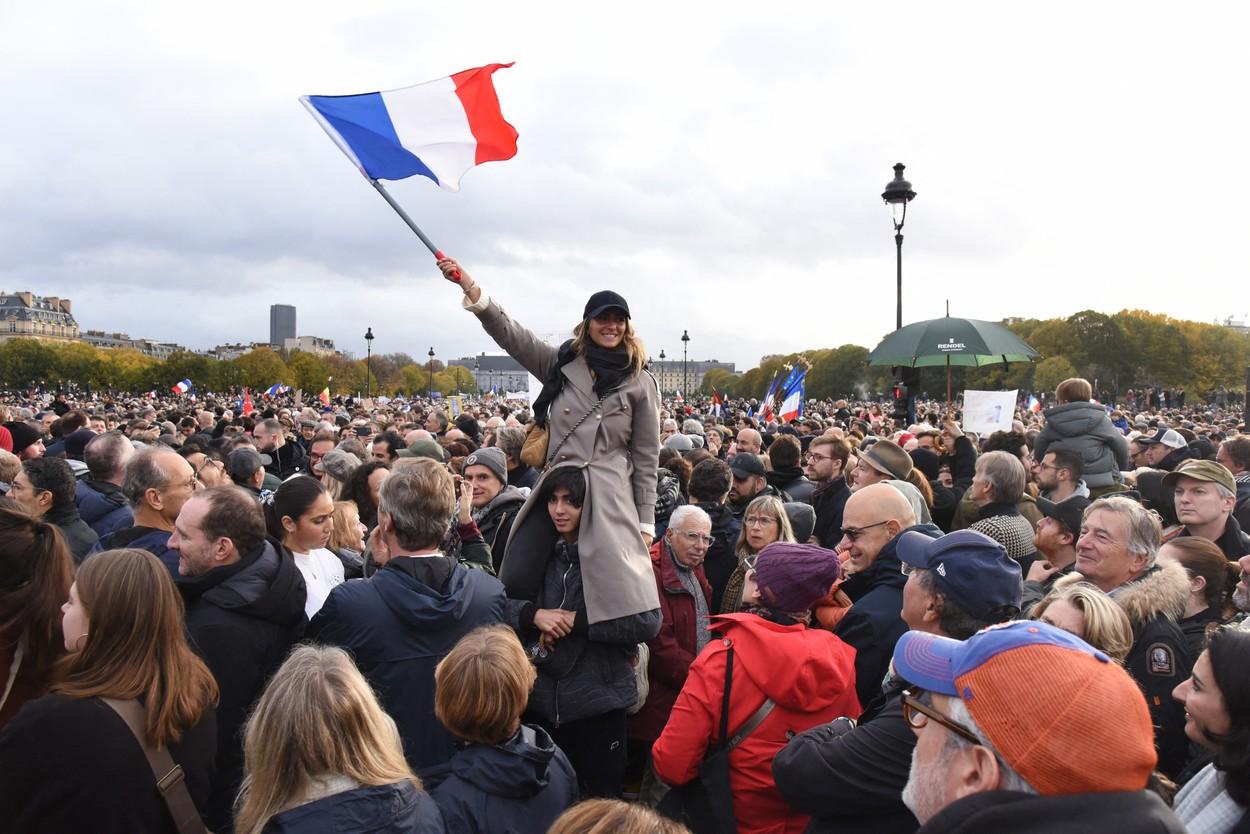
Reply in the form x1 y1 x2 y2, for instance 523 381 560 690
302 64 518 191
1027 394 1042 413
264 383 289 398
778 367 807 423
171 379 192 394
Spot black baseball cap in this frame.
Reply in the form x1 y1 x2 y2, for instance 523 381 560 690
1036 495 1091 539
896 530 1023 619
583 290 630 320
729 452 766 479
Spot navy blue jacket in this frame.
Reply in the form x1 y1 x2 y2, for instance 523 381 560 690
263 782 443 834
92 525 180 575
308 557 506 780
835 523 942 707
74 478 133 539
431 724 577 834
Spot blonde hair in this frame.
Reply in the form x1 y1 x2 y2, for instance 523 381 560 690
56 549 218 748
435 625 535 745
327 500 363 552
235 645 418 834
571 316 647 375
1032 582 1134 664
734 495 796 558
548 799 690 834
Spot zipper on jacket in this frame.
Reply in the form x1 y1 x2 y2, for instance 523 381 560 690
553 678 560 727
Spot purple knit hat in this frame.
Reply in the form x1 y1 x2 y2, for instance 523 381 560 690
754 542 841 613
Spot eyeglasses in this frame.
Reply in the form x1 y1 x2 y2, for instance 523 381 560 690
676 531 714 546
806 452 833 463
839 519 890 542
744 515 779 528
194 458 223 479
901 689 981 746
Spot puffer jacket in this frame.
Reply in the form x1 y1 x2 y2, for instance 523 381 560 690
1033 401 1130 488
74 478 133 539
474 486 527 572
504 540 662 726
1055 561 1193 777
263 781 444 834
431 724 577 834
653 613 861 834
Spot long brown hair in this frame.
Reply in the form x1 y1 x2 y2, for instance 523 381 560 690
571 316 647 375
0 502 73 683
235 645 417 834
55 549 218 748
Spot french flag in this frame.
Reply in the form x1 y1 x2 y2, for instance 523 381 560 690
172 379 192 394
301 63 518 191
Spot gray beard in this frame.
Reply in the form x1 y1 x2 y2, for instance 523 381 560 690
901 744 948 824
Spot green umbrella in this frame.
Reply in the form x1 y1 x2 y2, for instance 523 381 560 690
867 315 1040 403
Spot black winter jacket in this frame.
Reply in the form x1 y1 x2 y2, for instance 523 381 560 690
694 500 741 615
505 540 662 726
74 477 133 538
915 789 1185 833
0 694 217 834
835 524 941 707
431 724 577 834
810 477 850 550
179 537 308 830
475 486 527 572
45 502 99 564
773 685 918 834
263 782 444 834
308 556 506 780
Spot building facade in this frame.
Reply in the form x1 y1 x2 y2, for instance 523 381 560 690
0 291 80 342
651 358 737 394
270 304 296 347
283 335 338 357
449 353 531 393
81 331 185 360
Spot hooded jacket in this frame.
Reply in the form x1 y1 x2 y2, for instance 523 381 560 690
45 502 98 565
91 525 179 575
835 523 942 707
431 724 577 834
1056 560 1193 777
179 537 308 830
767 466 815 504
474 485 527 572
914 789 1185 834
74 478 133 539
307 556 506 780
653 613 861 834
263 781 444 834
693 500 741 615
1033 401 1130 488
629 538 714 745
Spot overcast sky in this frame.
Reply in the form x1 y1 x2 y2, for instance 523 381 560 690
3 2 1247 371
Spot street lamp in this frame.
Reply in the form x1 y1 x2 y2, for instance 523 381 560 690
427 347 435 400
681 330 690 397
659 349 666 394
882 162 917 331
364 327 374 398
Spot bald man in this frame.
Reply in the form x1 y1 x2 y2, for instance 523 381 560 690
735 428 763 456
833 484 942 707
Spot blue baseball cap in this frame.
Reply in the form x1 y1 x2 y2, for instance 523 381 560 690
896 529 1022 620
893 619 1109 697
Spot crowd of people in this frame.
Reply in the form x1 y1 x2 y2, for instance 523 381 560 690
0 263 1248 832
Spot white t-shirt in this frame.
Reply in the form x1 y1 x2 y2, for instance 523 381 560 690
291 548 345 619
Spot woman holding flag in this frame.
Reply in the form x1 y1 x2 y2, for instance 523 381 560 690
439 256 662 794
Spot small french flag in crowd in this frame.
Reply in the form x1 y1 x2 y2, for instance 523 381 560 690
1027 394 1041 413
301 63 518 191
172 379 192 394
264 383 289 398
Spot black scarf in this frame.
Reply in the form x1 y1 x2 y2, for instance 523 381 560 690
532 339 632 427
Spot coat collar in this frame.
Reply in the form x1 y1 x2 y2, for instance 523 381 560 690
1057 560 1190 627
560 354 595 396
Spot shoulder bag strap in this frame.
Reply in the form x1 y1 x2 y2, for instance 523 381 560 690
546 393 608 464
101 698 209 834
725 697 777 751
714 643 734 751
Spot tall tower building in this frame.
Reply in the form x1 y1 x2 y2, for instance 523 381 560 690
269 304 296 347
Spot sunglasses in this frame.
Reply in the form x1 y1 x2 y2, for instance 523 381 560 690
839 519 890 542
901 689 981 746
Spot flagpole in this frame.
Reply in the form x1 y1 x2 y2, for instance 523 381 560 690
368 179 462 280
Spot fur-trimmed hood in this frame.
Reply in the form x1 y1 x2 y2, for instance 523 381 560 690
1056 560 1189 628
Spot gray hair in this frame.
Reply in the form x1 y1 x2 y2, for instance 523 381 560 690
377 459 454 551
1085 496 1161 568
668 505 711 532
1215 483 1236 501
122 448 175 506
494 426 526 462
976 451 1026 503
682 419 705 436
943 697 1037 795
85 430 134 480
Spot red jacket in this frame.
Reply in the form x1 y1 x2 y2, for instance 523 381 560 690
653 613 860 834
629 539 714 745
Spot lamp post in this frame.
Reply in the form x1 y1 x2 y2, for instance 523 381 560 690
659 349 666 394
681 330 690 397
882 162 917 331
427 347 435 400
364 327 374 398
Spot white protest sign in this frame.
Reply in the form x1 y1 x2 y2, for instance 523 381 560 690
963 390 1017 435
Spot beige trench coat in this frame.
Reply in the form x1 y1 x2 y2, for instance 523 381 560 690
468 295 661 623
